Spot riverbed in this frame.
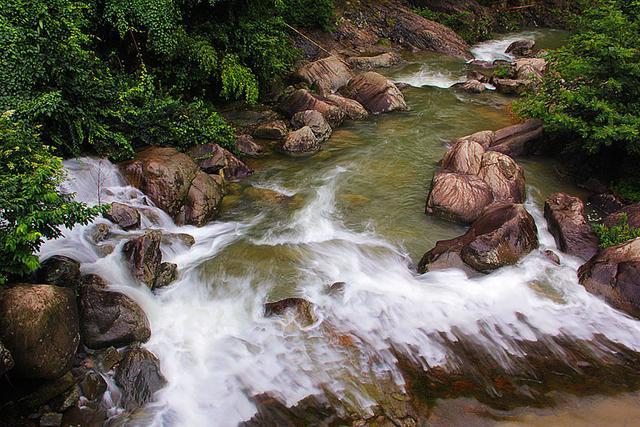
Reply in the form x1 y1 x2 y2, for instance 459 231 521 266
43 29 640 426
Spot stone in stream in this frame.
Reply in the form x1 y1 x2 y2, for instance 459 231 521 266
347 52 401 70
281 127 320 155
80 370 108 401
322 94 369 120
419 203 539 273
291 110 332 143
103 202 141 230
426 171 494 224
579 237 640 317
79 274 151 349
453 79 486 93
0 285 79 379
123 230 162 288
264 298 317 327
544 193 599 261
115 346 167 411
253 120 289 140
185 172 225 225
295 56 353 94
35 255 81 289
235 134 264 156
153 262 178 289
505 39 536 57
477 151 526 204
279 89 345 128
340 72 407 114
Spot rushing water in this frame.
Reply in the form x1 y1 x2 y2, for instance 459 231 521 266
42 31 640 426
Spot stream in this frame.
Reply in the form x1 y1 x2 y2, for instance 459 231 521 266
42 30 640 426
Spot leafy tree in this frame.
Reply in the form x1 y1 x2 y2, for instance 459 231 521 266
0 114 102 284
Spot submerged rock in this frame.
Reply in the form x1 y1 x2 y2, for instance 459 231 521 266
115 346 167 412
295 56 353 94
35 255 81 289
419 203 538 273
264 298 317 327
0 285 79 379
341 72 407 114
79 274 151 349
544 193 599 261
579 238 640 317
123 230 162 288
104 202 141 230
281 127 320 155
291 110 332 143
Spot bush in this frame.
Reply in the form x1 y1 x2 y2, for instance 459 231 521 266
593 214 640 248
0 115 102 284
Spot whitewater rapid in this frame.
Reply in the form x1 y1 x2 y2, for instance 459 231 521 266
42 156 640 426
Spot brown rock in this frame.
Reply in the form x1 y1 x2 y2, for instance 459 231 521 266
184 172 225 226
515 58 547 80
441 140 485 175
35 255 81 289
80 370 107 401
578 238 640 317
123 230 162 288
454 79 486 93
79 274 151 349
235 134 263 156
0 285 79 379
347 52 401 70
604 203 640 229
264 298 317 327
281 127 320 155
253 121 289 140
494 78 527 95
187 143 226 174
295 56 353 94
341 72 407 114
291 110 332 143
279 89 345 127
478 151 526 203
104 202 141 230
544 193 599 261
221 148 253 181
544 250 561 265
154 262 178 289
506 39 536 57
419 204 538 273
322 94 369 120
489 119 544 157
0 339 13 377
115 346 167 411
426 172 494 224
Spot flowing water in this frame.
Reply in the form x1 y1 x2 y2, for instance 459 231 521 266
42 30 640 426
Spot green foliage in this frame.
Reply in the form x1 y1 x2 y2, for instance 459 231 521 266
612 177 640 203
279 0 335 30
414 7 492 44
593 214 640 248
0 114 102 284
494 65 512 79
514 0 640 180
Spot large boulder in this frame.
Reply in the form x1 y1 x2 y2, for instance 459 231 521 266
544 193 599 261
340 72 407 114
515 58 547 80
457 120 544 158
35 255 81 289
123 230 162 288
0 285 79 379
441 140 484 175
506 39 536 57
185 172 224 226
279 89 345 128
0 340 14 377
578 238 640 317
120 147 223 225
347 52 401 70
115 346 167 411
419 204 538 273
187 143 252 181
426 172 494 224
281 127 320 155
477 151 525 204
295 56 353 94
291 110 332 143
104 203 141 230
604 203 640 229
322 94 369 120
79 274 151 349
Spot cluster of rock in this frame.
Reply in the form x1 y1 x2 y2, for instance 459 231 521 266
455 39 548 95
251 54 407 155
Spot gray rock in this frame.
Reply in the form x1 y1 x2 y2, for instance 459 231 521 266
123 230 162 288
253 121 289 140
291 110 332 143
281 127 320 155
154 262 178 289
115 346 167 411
35 255 81 289
104 203 141 230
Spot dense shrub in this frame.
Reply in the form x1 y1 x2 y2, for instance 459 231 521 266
593 214 640 248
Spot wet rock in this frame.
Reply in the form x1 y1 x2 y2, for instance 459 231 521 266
544 250 561 265
243 187 290 204
326 282 346 297
80 370 107 401
589 193 625 217
79 274 151 349
0 285 79 379
441 140 484 175
419 204 538 273
348 52 401 70
123 230 162 288
341 72 407 114
186 143 226 174
489 119 544 157
221 147 253 181
506 39 536 57
35 255 81 289
295 56 353 94
235 134 263 156
494 78 528 95
185 172 225 226
62 404 107 427
544 193 599 261
604 203 640 229
39 412 63 427
279 89 345 127
322 94 369 120
264 298 317 327
95 346 122 371
426 172 494 224
578 238 640 317
477 151 526 204
153 262 178 289
454 79 486 93
120 147 200 221
12 371 75 412
253 120 289 140
90 223 111 243
103 203 141 230
115 346 167 412
0 340 14 377
161 232 196 249
467 70 488 83
291 110 332 143
515 58 547 80
457 130 495 149
281 127 320 155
